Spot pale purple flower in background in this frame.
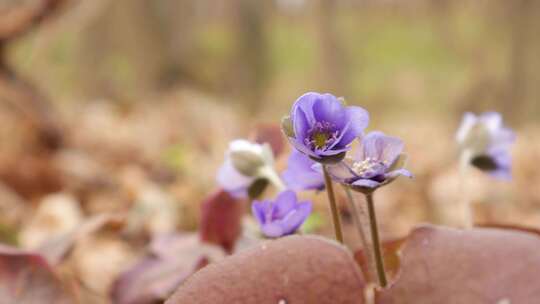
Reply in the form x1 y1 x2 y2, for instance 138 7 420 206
456 112 515 180
282 92 369 163
282 150 325 191
325 131 412 193
217 139 284 198
251 190 312 238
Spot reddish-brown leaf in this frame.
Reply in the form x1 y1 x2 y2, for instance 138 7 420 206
165 235 366 304
199 189 244 253
110 233 224 304
376 225 540 304
0 245 76 304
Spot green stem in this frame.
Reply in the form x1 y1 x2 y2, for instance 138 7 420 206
365 193 387 287
322 165 344 244
343 186 377 283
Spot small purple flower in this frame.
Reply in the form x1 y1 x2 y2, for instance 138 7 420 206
283 92 369 163
282 150 325 191
325 131 412 193
251 190 312 238
456 112 515 180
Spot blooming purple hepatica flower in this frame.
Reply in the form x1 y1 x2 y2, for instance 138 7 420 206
282 150 325 191
456 112 515 180
282 92 369 163
251 190 312 238
325 131 412 193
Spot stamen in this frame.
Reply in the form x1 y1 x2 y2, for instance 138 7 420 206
305 121 340 151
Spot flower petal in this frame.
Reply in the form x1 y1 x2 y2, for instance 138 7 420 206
292 106 310 141
479 112 502 133
312 94 348 129
261 222 286 238
273 190 297 219
216 159 253 198
282 150 325 191
289 136 318 158
277 201 312 236
325 161 357 183
385 168 413 180
351 179 381 188
456 112 478 143
358 131 404 164
291 92 320 126
251 200 267 225
337 106 369 146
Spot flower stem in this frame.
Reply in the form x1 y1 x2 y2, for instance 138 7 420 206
322 165 344 244
365 193 387 287
343 186 377 283
459 150 473 229
258 166 286 191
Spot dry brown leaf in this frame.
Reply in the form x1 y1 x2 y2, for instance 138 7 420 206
110 233 224 304
0 245 76 304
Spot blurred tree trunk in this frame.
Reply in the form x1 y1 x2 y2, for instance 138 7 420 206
504 0 534 123
0 0 65 151
230 0 269 114
315 0 347 95
78 0 198 100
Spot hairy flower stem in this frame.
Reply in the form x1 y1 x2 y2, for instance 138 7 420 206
258 166 286 191
365 193 387 288
322 165 344 244
459 150 473 229
343 186 378 283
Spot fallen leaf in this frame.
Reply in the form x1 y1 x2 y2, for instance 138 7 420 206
110 233 225 304
165 235 366 304
0 245 76 304
199 189 243 253
376 225 540 304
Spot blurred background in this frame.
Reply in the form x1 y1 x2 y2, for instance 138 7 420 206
1 0 540 301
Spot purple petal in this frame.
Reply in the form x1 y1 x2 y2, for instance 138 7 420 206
385 168 413 179
291 92 320 126
488 148 512 180
456 112 478 143
277 201 312 236
289 136 318 158
292 106 310 141
337 106 369 146
312 94 348 129
479 112 502 133
251 201 267 225
316 145 351 156
273 190 297 218
357 131 404 164
490 127 515 149
325 161 357 183
216 159 253 198
261 222 287 238
282 150 325 191
351 179 381 188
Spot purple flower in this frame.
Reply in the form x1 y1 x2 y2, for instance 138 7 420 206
325 131 412 193
283 92 369 163
251 190 312 238
282 150 325 191
456 112 515 180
